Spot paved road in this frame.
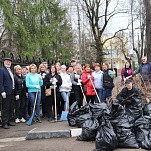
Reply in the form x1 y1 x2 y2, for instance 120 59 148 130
0 137 147 151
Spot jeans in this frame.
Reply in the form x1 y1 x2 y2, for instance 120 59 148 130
95 88 104 103
61 91 70 110
28 91 41 118
102 88 113 102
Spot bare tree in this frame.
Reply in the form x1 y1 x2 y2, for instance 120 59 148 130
78 0 128 63
144 0 151 61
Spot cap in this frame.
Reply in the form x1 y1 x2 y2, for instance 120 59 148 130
125 79 132 84
3 58 12 62
70 60 76 63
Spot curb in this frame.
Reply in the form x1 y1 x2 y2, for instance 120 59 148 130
26 130 71 140
26 129 82 140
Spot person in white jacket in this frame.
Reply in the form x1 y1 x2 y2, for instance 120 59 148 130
59 65 72 111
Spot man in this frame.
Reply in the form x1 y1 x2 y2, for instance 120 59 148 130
135 56 151 82
0 58 15 129
116 79 140 105
70 60 76 70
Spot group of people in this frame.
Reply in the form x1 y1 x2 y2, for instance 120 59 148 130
1 55 150 129
0 58 115 129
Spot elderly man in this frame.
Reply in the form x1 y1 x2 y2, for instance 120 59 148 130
0 58 15 129
135 56 151 82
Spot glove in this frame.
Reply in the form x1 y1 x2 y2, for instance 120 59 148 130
15 95 19 100
77 82 82 86
88 75 91 79
26 93 28 98
36 85 40 89
78 79 82 83
52 81 56 85
1 92 6 99
124 78 126 83
125 77 129 80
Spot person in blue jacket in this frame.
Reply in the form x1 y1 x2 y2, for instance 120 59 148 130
0 58 15 129
26 64 43 123
135 56 151 82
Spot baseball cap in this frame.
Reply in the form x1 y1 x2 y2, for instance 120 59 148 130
125 79 132 84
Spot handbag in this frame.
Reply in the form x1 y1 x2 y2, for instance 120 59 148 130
45 87 51 96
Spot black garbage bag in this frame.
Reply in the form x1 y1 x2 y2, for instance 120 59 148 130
75 113 91 128
109 103 135 128
77 119 99 141
67 102 89 126
94 119 118 151
125 96 142 120
67 101 79 126
143 102 151 116
89 103 110 119
116 127 139 148
135 116 151 150
72 103 89 115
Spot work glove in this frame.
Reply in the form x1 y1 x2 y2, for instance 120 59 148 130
1 92 6 99
78 79 82 83
36 85 40 89
88 75 91 79
15 95 19 100
77 82 82 86
125 77 129 80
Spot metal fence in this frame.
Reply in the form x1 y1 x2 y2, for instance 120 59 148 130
0 51 68 121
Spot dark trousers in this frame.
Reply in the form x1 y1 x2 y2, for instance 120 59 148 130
15 94 26 119
74 89 83 107
86 95 95 104
2 90 14 125
41 98 47 116
46 94 54 119
23 95 29 119
102 88 113 102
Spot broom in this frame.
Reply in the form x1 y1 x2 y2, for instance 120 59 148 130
26 88 38 126
89 77 101 103
60 92 69 121
80 84 87 105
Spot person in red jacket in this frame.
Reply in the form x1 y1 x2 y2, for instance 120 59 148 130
82 64 96 104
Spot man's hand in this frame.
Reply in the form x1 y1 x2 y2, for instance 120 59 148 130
1 92 6 99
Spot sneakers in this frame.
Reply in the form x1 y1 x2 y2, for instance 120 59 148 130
36 118 42 123
20 117 26 123
15 118 20 123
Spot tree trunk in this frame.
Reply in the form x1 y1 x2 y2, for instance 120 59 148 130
144 0 151 61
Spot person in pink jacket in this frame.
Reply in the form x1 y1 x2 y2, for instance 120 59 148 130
121 61 134 83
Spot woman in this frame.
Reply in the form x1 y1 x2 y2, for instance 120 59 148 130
82 64 96 104
38 63 47 118
92 63 103 103
102 62 114 102
14 65 26 123
121 61 134 83
26 64 43 123
59 65 72 111
44 65 62 121
71 64 83 107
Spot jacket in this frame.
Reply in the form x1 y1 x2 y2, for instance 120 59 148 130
121 67 134 82
26 73 43 92
103 69 114 89
116 86 140 104
81 71 96 96
59 72 72 92
71 72 82 91
44 73 62 92
0 66 14 95
14 74 26 96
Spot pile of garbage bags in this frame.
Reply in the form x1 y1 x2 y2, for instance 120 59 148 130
67 96 151 151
